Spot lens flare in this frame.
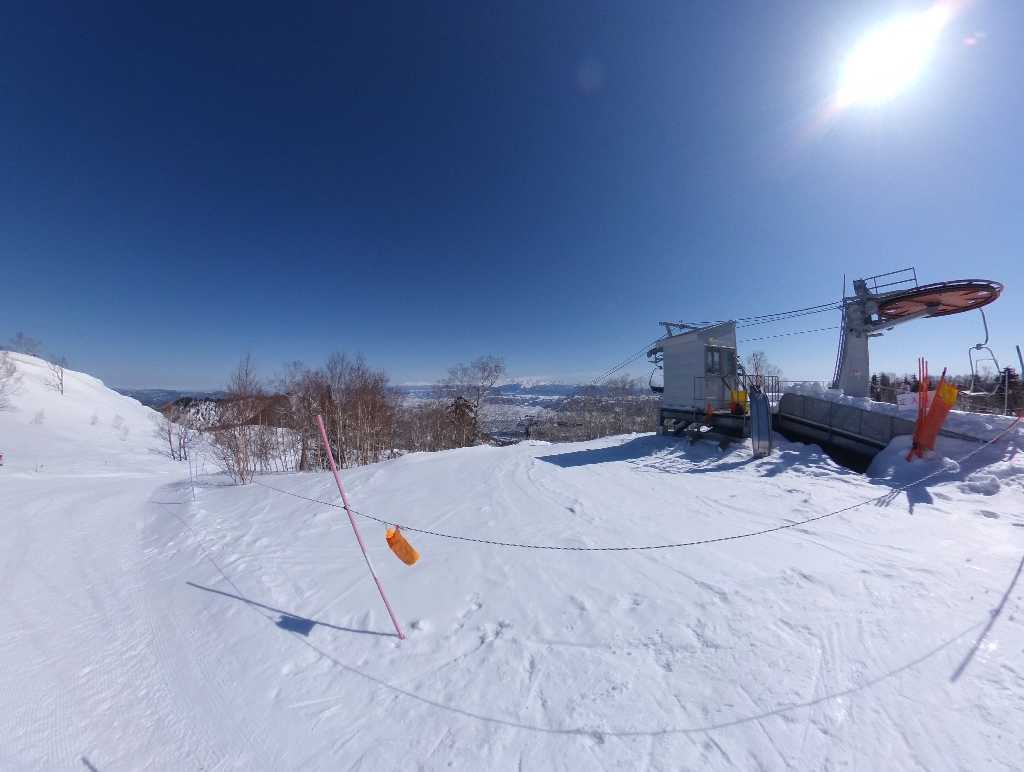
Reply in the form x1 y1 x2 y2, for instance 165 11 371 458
835 3 954 108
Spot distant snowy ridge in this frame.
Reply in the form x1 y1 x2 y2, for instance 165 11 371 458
114 387 227 408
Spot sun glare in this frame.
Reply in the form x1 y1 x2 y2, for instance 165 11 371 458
836 4 953 108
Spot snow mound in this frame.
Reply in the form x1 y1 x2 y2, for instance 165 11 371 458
0 351 174 474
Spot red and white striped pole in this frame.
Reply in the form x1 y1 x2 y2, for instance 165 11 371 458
315 415 405 639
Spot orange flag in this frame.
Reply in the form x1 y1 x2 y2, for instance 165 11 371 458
386 527 420 566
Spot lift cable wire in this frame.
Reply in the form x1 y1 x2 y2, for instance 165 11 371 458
590 300 847 385
588 337 667 385
732 299 844 322
738 326 840 344
736 305 843 328
252 416 1020 552
593 296 847 382
677 299 845 328
679 304 843 330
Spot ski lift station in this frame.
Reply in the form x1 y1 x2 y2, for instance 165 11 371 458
648 320 774 457
652 321 739 412
648 268 1005 464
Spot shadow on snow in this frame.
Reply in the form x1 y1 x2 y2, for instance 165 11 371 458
537 434 842 480
537 432 1020 516
186 581 397 638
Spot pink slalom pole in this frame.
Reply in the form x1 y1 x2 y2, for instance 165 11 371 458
315 415 405 639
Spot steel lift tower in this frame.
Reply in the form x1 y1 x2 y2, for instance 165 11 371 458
831 268 1002 398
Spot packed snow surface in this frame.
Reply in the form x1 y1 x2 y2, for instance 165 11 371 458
2 353 1023 770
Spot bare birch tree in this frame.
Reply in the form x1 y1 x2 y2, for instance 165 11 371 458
278 361 330 470
47 356 67 395
154 403 197 462
438 355 506 442
324 353 397 467
744 350 782 386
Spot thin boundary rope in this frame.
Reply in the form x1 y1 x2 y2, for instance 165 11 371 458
252 417 1020 552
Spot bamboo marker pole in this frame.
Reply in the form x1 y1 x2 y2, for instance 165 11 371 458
315 415 405 639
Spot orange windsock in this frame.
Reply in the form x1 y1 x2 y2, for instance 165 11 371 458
386 527 420 566
918 378 958 452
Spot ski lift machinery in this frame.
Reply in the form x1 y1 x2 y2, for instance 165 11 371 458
831 268 1003 398
648 269 1003 461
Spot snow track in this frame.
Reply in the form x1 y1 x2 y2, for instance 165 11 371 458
1 478 220 769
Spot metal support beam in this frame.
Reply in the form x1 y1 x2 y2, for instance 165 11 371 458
833 277 933 398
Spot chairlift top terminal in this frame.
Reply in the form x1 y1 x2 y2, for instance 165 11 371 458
831 268 1002 397
647 267 1004 461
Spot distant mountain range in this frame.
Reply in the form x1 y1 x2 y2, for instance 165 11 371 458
114 388 226 408
397 382 585 399
116 381 603 408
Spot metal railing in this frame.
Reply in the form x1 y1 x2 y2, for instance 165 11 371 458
860 267 918 295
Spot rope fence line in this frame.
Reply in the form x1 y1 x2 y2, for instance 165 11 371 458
251 417 1020 552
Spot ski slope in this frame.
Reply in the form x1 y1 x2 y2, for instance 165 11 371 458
2 353 1023 770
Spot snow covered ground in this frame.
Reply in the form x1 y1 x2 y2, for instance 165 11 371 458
2 353 1023 770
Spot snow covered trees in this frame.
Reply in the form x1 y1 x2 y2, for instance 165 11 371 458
0 352 21 411
154 403 197 462
209 354 263 483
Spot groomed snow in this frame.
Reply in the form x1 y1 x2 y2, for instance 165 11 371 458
2 354 1023 770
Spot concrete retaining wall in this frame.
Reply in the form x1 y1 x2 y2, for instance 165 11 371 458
775 394 917 457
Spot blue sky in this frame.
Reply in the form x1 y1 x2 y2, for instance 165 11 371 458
2 1 1021 389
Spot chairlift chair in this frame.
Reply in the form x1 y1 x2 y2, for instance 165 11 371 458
963 308 1002 398
648 366 664 394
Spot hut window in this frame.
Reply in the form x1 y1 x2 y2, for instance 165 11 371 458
705 347 723 374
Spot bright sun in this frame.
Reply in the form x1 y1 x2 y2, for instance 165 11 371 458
836 4 953 108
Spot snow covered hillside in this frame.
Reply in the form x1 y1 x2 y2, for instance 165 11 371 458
0 352 177 474
2 355 1023 770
